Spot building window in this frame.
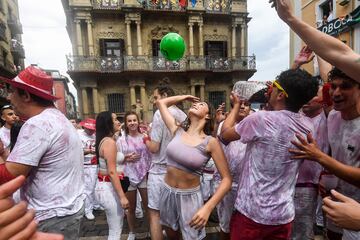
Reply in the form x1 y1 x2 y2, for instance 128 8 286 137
208 91 225 109
152 40 161 57
99 39 125 57
317 0 334 26
204 41 227 57
108 93 125 113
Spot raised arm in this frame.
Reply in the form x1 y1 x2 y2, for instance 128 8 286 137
317 56 332 83
291 46 315 70
270 0 360 83
219 93 241 144
156 95 199 136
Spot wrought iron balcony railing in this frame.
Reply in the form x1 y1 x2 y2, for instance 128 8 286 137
10 39 25 59
66 56 124 72
151 57 187 71
92 0 123 9
142 0 186 11
7 18 22 34
67 55 256 72
124 56 150 71
204 0 230 13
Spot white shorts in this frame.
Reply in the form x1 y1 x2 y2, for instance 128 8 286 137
128 177 147 191
147 173 165 210
214 181 237 233
159 182 206 240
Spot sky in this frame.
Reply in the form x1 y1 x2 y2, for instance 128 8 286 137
18 0 290 97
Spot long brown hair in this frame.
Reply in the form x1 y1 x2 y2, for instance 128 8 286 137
123 111 141 135
180 101 215 136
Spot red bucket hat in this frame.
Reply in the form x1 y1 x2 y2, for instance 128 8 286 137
0 66 59 101
80 118 96 131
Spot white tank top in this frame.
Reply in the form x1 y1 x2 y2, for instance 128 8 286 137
98 152 125 174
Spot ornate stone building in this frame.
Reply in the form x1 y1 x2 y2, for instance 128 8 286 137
62 0 256 121
0 0 25 105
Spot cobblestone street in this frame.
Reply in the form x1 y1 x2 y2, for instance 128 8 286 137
80 210 224 240
80 210 325 240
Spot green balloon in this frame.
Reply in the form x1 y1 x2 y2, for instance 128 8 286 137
160 33 186 61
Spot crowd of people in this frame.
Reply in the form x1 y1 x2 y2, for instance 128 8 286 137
0 0 359 240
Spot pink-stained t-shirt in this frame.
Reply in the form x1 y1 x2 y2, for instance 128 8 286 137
7 108 85 221
149 106 187 174
77 129 96 164
297 110 329 184
0 126 11 149
234 110 314 225
214 121 247 184
117 134 151 185
327 110 360 202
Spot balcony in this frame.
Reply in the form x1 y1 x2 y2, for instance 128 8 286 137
92 0 122 9
10 39 25 59
204 0 230 13
66 56 124 72
188 56 206 70
151 57 187 71
142 0 186 11
7 18 22 34
124 56 149 71
67 55 256 73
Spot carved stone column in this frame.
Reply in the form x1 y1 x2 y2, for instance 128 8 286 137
130 86 136 106
126 20 133 56
188 23 194 56
136 20 143 55
232 24 237 58
86 19 95 56
198 23 204 56
244 24 248 56
75 19 83 56
240 23 246 56
191 85 195 96
81 88 89 115
200 85 205 101
140 86 147 121
92 88 100 114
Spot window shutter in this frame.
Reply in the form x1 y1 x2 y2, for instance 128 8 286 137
99 39 106 56
119 39 125 56
223 41 227 57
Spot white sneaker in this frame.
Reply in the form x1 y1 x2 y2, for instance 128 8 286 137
127 232 136 240
85 212 95 220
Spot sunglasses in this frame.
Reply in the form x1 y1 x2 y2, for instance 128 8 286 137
272 81 289 98
1 105 11 110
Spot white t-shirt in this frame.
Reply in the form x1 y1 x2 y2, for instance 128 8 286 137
297 110 329 184
0 126 11 149
7 108 85 221
234 110 314 225
77 129 96 164
328 110 360 202
149 106 187 174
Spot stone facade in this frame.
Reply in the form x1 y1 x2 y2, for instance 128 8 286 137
0 0 25 105
62 0 256 121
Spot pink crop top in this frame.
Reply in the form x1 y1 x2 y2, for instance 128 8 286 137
166 128 211 176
